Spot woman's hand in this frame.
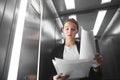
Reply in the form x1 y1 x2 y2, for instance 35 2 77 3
93 54 103 67
53 73 69 80
92 54 103 72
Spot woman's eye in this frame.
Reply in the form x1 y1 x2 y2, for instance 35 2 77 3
66 28 69 30
71 29 75 31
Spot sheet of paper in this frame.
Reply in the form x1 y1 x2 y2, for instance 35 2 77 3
79 28 96 60
55 57 90 63
52 58 92 79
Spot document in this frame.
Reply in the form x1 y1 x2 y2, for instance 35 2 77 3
52 58 92 79
79 27 96 60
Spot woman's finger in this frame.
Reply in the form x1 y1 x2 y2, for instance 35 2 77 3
62 75 69 80
53 73 62 80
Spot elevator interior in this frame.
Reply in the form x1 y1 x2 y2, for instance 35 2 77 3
0 0 120 80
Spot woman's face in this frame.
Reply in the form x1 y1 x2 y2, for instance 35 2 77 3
62 21 78 40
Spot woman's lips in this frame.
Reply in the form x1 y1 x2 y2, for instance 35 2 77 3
68 35 72 36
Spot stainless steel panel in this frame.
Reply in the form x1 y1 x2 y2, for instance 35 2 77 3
0 0 17 79
0 0 6 25
39 0 62 80
99 9 120 79
16 1 40 80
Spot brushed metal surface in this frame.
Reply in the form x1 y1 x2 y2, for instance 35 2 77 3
0 0 17 79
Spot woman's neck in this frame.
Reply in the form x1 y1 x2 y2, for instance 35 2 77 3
65 39 75 47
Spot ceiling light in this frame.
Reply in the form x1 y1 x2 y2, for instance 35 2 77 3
101 0 111 4
64 0 75 9
93 10 107 36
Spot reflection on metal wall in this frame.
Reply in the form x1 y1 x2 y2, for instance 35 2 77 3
0 0 40 80
0 0 17 79
0 0 6 24
100 8 120 79
39 0 62 80
17 1 40 80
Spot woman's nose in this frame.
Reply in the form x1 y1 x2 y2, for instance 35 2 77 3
68 30 72 33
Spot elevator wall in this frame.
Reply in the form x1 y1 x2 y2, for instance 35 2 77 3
17 1 40 80
0 0 41 80
0 0 17 79
39 0 62 80
99 9 120 79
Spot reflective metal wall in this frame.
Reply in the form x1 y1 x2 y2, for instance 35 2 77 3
0 0 40 80
39 0 62 80
17 1 40 80
99 8 120 79
0 0 17 79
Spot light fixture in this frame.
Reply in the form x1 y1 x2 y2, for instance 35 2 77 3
101 0 111 4
93 10 107 36
64 0 75 9
7 0 28 80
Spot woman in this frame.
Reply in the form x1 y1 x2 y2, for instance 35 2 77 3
50 18 102 80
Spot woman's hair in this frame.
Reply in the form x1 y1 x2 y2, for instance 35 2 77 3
63 18 79 30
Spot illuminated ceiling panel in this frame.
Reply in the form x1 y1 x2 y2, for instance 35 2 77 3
64 0 75 9
93 10 107 36
101 0 111 4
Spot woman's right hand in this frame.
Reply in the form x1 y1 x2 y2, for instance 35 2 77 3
53 73 69 80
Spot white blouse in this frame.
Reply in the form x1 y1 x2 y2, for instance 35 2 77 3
63 45 79 60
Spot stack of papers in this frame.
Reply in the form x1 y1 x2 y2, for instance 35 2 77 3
52 58 92 79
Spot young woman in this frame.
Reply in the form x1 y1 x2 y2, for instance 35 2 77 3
50 18 102 80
